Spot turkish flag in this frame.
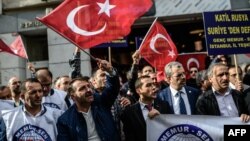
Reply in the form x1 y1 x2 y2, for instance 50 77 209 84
176 53 208 72
0 39 15 54
0 36 28 59
9 35 28 59
139 21 178 72
37 0 152 49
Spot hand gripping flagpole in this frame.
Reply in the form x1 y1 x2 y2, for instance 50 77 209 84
138 17 158 51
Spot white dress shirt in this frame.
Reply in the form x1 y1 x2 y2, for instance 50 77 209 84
169 86 191 115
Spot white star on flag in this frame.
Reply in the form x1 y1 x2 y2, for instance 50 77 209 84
168 49 176 58
97 0 116 17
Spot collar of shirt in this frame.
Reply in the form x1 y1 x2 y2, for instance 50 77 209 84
229 82 236 89
81 106 91 116
22 105 45 117
212 87 231 96
139 100 153 111
169 86 186 97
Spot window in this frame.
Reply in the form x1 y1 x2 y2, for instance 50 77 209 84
25 35 48 62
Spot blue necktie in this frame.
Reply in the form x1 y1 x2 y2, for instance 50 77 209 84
178 91 187 114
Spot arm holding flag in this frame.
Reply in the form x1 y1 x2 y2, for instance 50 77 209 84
69 47 82 79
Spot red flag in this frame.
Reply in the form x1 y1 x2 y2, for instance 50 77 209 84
37 0 152 49
176 53 208 72
139 21 178 71
9 36 28 59
0 39 15 54
0 36 28 59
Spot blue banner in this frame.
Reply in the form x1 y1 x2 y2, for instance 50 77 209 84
95 37 128 48
203 10 250 55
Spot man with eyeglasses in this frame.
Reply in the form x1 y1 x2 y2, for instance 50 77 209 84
0 78 63 141
196 63 250 122
158 61 200 115
36 69 68 111
8 77 23 107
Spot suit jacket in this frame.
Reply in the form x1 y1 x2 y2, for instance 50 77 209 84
158 86 200 114
244 87 250 114
196 89 248 116
120 99 171 141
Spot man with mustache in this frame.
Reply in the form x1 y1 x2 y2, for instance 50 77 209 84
196 63 250 122
56 59 121 141
158 61 200 115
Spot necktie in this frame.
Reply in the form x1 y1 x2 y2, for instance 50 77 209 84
145 104 153 111
178 91 187 114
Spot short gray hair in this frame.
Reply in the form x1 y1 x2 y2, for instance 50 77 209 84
207 63 228 78
164 61 183 77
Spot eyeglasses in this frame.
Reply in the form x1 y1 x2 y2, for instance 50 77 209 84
172 73 186 78
190 70 198 73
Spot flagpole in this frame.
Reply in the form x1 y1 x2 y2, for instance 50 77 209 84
108 46 112 65
233 54 240 82
138 17 158 51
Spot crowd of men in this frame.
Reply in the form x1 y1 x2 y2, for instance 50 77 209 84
0 49 250 141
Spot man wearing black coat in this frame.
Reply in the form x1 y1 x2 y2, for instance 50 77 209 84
121 75 172 141
196 63 250 122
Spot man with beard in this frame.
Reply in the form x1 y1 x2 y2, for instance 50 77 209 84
196 63 250 122
158 61 200 115
0 78 63 141
8 77 22 107
56 59 121 141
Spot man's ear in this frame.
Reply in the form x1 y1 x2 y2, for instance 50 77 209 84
166 76 171 83
136 88 141 95
208 76 213 83
91 78 96 85
70 92 75 100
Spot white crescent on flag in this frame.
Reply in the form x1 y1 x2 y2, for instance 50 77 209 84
187 58 200 70
66 5 107 36
150 33 176 58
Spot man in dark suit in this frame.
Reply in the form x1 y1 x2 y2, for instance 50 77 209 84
121 75 171 141
196 63 250 122
158 61 200 115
